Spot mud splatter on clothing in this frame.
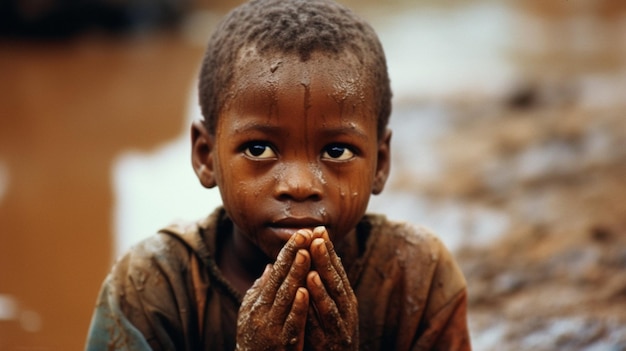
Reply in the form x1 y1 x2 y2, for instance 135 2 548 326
86 207 471 350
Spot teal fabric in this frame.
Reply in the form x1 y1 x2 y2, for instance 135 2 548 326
86 276 152 351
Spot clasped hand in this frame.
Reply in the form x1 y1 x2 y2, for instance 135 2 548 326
236 227 358 351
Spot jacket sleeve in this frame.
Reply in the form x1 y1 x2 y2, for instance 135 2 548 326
85 271 153 351
84 234 203 351
414 289 471 350
413 237 471 351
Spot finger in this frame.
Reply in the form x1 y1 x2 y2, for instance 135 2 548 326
258 230 312 304
271 249 311 322
258 263 272 286
312 225 327 241
313 225 330 240
309 238 356 317
313 227 353 294
305 299 324 348
310 238 349 297
241 264 272 305
282 287 308 350
272 229 312 282
306 271 348 337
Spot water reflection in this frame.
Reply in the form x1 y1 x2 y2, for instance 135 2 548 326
113 91 222 257
0 31 202 349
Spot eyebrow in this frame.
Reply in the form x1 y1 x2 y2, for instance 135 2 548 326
321 125 369 142
231 121 281 135
231 120 371 141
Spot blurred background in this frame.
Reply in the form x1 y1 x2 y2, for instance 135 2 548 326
1 0 625 349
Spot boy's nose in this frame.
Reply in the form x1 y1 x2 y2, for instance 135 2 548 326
274 162 323 202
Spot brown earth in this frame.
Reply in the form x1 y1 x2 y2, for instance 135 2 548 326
427 92 626 349
1 1 625 350
0 33 204 350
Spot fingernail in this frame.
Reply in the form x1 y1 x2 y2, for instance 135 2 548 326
313 226 325 235
295 250 306 264
314 238 326 254
312 273 322 287
294 231 306 245
296 287 306 301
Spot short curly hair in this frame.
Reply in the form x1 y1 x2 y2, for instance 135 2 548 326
198 0 392 139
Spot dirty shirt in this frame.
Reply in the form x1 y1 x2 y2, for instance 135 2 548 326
86 207 471 350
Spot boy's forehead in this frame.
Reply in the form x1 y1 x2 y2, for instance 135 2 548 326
231 47 372 103
218 47 379 136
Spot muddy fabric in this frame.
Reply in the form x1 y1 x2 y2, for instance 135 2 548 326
86 207 471 350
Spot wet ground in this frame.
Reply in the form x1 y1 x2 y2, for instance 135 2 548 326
1 0 626 349
367 2 626 349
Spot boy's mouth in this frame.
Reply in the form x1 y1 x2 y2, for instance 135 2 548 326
268 217 325 241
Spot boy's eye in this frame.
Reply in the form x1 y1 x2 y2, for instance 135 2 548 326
322 145 355 161
244 143 276 159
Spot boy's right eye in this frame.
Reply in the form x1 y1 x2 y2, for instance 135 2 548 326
243 142 277 159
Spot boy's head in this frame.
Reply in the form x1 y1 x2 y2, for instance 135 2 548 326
192 0 392 259
198 0 391 140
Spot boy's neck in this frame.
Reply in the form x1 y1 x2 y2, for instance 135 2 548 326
218 226 269 295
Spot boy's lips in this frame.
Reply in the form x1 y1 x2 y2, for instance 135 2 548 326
268 217 325 241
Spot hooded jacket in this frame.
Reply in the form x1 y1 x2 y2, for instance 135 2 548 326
86 207 471 350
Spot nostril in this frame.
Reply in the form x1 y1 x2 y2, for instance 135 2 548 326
276 184 322 202
307 191 322 202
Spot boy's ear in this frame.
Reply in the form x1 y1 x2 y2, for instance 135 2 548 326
191 120 217 189
372 129 392 195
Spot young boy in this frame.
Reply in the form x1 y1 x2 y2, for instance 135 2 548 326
86 0 471 350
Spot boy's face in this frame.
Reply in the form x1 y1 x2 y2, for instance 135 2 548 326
193 49 391 260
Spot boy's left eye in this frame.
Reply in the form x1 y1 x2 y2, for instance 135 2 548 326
243 142 276 159
322 145 355 161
